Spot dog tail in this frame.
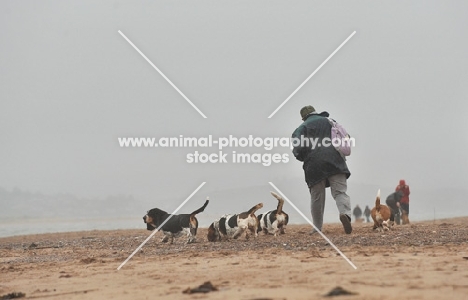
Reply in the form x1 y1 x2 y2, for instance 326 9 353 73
191 197 209 216
270 192 284 214
375 189 381 211
247 203 263 216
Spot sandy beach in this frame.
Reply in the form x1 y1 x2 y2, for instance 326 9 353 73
1 217 467 299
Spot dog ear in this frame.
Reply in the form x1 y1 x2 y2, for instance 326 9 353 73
153 209 167 225
207 223 216 242
146 223 155 231
256 214 263 233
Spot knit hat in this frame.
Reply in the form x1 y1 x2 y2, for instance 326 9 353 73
300 105 316 120
399 179 406 185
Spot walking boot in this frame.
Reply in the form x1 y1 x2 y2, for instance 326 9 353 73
339 214 353 234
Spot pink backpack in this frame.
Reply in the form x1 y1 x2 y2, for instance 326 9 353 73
328 118 352 157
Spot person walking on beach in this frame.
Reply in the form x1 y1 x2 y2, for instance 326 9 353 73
395 179 410 224
385 190 403 225
363 205 371 223
353 205 362 222
292 105 352 234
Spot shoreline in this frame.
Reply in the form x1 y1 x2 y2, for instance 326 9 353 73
1 214 466 239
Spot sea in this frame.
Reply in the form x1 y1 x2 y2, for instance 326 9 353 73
0 210 464 239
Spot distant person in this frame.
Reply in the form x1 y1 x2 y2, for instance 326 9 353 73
395 179 410 224
385 190 404 225
353 205 362 222
292 105 352 234
363 205 371 223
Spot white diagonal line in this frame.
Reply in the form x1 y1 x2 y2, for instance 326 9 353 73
268 31 356 119
268 182 357 269
117 182 206 270
118 30 207 119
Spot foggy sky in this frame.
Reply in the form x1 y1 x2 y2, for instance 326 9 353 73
1 1 467 214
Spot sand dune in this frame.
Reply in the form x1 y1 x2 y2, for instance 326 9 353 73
1 217 468 299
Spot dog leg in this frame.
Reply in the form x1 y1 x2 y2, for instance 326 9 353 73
278 222 286 234
373 223 379 231
249 226 257 239
232 227 246 239
186 231 195 244
382 221 389 231
161 235 169 243
272 225 279 237
221 233 229 241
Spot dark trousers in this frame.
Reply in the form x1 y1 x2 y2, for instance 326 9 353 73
400 203 409 214
385 199 400 224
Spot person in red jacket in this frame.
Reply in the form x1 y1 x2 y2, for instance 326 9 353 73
395 179 410 224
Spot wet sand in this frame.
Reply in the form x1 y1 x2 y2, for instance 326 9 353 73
1 217 468 299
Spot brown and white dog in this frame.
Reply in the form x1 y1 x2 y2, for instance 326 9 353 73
371 189 393 232
257 192 289 236
143 198 209 244
207 203 263 242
